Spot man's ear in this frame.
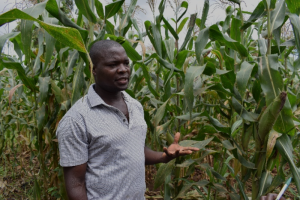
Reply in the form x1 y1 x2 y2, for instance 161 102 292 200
92 65 96 75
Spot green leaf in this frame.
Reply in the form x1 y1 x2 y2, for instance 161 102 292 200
179 137 214 149
209 83 232 99
71 60 86 105
175 50 189 69
38 76 50 103
44 18 58 68
1 60 36 91
74 0 97 23
0 32 19 54
276 134 300 195
36 104 46 131
285 0 300 15
195 28 209 64
177 1 188 22
235 176 249 200
50 80 63 104
0 9 87 53
153 99 169 127
209 25 248 57
179 13 197 52
105 0 125 20
162 17 178 40
45 0 87 38
200 0 209 30
107 35 142 61
231 119 242 136
177 17 189 34
289 14 300 54
241 1 266 31
95 0 104 19
184 65 206 119
176 112 201 120
259 55 295 135
230 17 241 43
175 180 209 199
231 97 258 122
154 160 175 189
270 0 285 32
236 61 254 99
258 171 272 197
158 0 167 22
119 0 137 33
222 140 235 150
258 38 267 55
146 53 181 72
145 21 163 56
131 17 142 40
67 50 79 77
23 1 46 17
222 6 234 33
136 63 159 97
176 159 195 168
232 149 256 169
211 169 226 181
165 38 175 62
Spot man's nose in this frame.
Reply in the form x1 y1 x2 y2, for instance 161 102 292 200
117 64 128 73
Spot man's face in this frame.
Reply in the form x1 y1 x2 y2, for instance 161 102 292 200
93 46 130 93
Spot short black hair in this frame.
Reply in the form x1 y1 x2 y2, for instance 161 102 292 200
89 40 123 66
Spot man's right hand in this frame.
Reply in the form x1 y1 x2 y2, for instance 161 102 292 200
63 163 88 200
260 193 286 200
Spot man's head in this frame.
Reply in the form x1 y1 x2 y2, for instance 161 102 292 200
90 40 130 93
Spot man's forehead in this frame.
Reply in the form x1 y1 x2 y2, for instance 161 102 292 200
98 47 129 61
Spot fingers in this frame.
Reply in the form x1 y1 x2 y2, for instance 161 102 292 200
173 132 180 144
182 147 200 151
163 147 168 153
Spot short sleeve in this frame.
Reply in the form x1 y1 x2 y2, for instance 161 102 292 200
56 116 89 167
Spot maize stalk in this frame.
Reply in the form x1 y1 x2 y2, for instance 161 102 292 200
252 92 287 199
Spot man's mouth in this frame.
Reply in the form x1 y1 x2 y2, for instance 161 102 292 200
116 77 129 84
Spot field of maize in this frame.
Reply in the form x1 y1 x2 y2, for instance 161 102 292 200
0 0 300 199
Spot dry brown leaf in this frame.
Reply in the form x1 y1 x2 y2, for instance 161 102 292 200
0 179 6 189
8 84 23 106
266 129 281 162
19 135 30 146
183 56 193 74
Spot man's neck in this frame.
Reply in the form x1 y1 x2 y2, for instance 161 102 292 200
93 85 124 105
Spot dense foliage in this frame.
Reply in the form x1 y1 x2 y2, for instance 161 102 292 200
0 0 300 199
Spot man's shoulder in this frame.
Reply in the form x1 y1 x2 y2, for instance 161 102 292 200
59 96 89 126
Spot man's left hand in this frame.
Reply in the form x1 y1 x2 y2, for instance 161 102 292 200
163 132 199 159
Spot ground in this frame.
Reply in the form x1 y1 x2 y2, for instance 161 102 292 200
0 151 298 199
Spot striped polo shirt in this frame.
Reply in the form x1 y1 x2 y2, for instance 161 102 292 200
56 84 147 199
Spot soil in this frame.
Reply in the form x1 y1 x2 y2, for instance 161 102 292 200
0 151 299 200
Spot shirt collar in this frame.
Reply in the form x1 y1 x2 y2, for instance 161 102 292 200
87 84 130 108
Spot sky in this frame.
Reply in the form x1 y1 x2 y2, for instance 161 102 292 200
0 0 261 55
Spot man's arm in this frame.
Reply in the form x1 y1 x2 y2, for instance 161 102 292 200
63 163 88 200
145 132 199 165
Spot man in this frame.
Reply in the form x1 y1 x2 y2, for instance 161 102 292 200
56 40 199 200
